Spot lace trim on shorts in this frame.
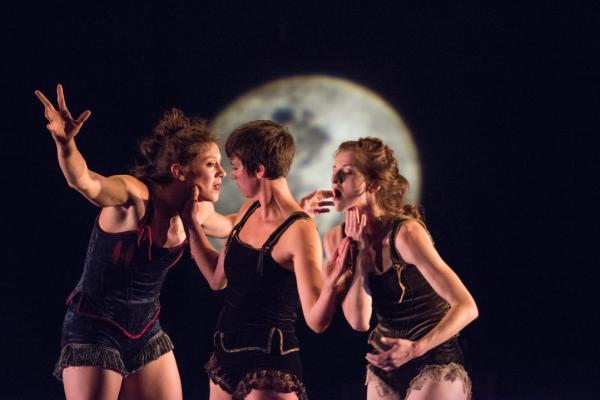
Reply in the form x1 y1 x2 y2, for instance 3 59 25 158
406 362 471 400
53 343 126 380
53 331 173 380
233 369 308 400
204 352 235 393
366 362 472 400
128 331 174 375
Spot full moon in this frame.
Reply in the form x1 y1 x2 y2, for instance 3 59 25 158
211 75 421 236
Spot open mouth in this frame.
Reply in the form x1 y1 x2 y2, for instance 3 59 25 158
333 189 342 199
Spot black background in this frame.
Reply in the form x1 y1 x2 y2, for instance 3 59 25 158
1 2 595 399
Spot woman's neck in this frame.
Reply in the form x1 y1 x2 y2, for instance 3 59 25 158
358 200 392 238
152 183 184 218
256 178 297 220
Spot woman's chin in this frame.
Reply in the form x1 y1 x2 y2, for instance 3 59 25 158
334 198 350 212
199 193 219 203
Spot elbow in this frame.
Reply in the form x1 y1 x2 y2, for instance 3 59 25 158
342 307 372 332
453 298 478 325
469 300 479 323
349 320 370 332
208 280 227 291
307 322 328 334
67 179 83 191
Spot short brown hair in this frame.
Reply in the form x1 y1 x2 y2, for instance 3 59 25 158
131 108 216 184
225 120 295 179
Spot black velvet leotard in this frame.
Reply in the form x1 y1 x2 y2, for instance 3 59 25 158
206 201 311 400
352 217 470 398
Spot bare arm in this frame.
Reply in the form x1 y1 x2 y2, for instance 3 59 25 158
366 221 478 371
337 209 373 331
36 84 143 207
340 249 373 332
201 210 237 238
397 221 478 356
181 186 227 290
291 220 350 333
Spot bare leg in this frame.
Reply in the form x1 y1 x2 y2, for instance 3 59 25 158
405 364 471 400
119 351 182 400
210 380 233 400
63 366 123 400
405 376 469 400
366 370 401 400
245 389 298 399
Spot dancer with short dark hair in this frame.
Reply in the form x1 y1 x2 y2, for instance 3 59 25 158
190 120 350 400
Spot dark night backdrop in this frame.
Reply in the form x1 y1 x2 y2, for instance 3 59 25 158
1 2 594 399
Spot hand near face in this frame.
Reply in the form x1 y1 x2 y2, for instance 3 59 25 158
35 84 91 146
322 236 352 290
344 207 368 249
365 336 420 371
181 185 216 229
299 190 334 218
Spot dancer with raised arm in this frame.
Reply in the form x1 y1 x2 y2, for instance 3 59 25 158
36 84 225 400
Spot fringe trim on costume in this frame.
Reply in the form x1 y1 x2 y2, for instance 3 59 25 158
128 331 174 375
233 369 308 400
204 352 235 394
53 343 126 381
406 362 472 400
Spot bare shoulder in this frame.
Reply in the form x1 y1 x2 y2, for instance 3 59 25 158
234 198 258 224
285 216 318 240
394 219 435 263
112 174 149 202
396 219 431 244
98 175 149 231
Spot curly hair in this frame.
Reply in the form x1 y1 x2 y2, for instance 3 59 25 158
131 108 217 184
337 137 422 220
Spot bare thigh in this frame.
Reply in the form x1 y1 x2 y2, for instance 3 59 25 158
209 380 233 400
63 366 123 400
405 364 471 400
245 389 298 400
366 373 401 400
405 377 469 400
119 351 182 400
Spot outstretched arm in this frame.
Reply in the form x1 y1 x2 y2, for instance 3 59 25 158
201 211 237 238
35 84 143 207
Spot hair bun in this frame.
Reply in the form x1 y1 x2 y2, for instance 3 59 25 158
153 108 192 137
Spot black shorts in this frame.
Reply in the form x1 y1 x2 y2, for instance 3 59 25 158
367 324 471 399
205 328 307 400
53 303 174 380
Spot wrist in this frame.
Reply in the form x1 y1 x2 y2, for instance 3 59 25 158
413 339 428 357
321 282 336 295
55 138 75 152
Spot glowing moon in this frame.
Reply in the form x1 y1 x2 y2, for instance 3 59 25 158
212 75 421 235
